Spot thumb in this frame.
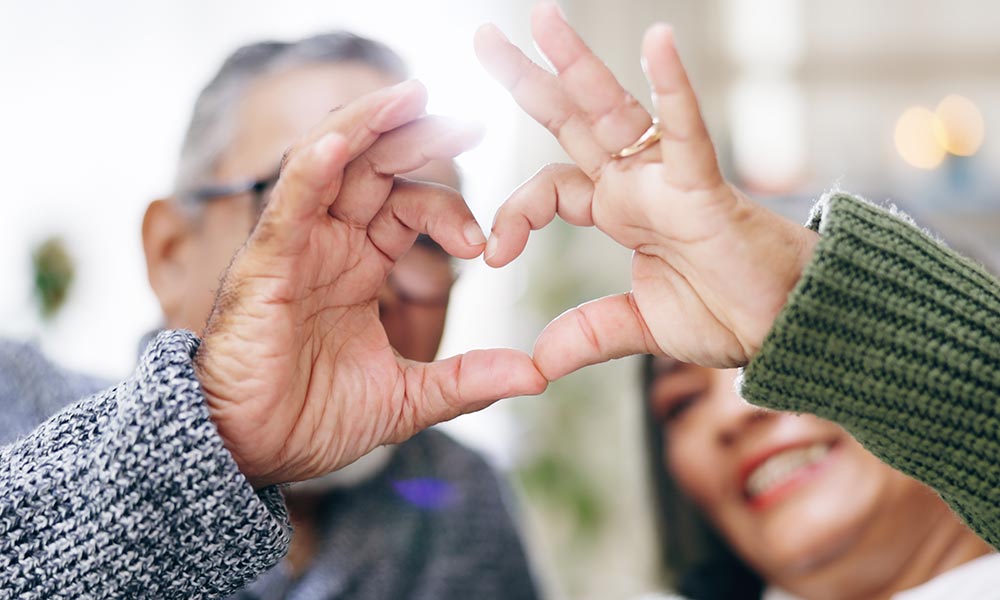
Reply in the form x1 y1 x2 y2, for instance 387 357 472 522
395 349 548 436
533 292 660 380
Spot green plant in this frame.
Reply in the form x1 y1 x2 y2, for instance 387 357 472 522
31 237 75 320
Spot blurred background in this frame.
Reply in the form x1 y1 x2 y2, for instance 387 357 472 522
1 1 997 598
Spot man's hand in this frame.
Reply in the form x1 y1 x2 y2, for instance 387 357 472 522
476 3 818 379
194 80 547 488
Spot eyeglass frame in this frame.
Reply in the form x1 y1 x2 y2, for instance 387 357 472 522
178 171 280 216
177 172 459 308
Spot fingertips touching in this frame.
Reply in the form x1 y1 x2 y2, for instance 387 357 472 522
485 178 553 269
369 180 485 261
485 175 547 268
461 348 548 400
401 349 546 433
484 208 531 269
486 164 593 268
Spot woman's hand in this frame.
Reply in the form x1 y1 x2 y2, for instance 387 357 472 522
194 80 547 488
476 3 818 379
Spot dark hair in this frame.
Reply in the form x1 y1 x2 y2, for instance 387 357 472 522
641 354 763 600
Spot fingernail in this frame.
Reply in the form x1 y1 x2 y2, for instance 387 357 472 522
464 222 487 246
552 2 567 20
485 234 499 261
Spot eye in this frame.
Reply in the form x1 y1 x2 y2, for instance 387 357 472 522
661 393 702 426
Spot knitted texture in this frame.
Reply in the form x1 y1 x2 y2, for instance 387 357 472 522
0 330 291 599
0 339 107 446
228 429 539 600
741 192 1000 549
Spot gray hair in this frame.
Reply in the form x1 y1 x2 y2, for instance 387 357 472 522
174 31 409 194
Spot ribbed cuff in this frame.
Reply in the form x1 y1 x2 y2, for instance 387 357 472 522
129 330 292 596
740 192 1000 548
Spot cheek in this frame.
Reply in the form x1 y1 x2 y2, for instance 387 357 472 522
381 305 448 362
182 215 255 331
666 430 727 511
819 434 899 507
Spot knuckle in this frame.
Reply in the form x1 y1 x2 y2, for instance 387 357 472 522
539 163 563 179
575 308 603 354
542 111 574 137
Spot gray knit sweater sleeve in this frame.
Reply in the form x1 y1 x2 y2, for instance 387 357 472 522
0 330 291 599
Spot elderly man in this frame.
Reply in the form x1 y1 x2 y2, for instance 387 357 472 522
1 32 539 600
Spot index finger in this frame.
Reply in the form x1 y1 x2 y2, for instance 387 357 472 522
292 79 429 168
268 79 430 227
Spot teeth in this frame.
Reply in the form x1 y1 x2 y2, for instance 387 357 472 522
745 443 831 500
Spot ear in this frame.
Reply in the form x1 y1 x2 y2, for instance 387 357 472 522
142 199 195 323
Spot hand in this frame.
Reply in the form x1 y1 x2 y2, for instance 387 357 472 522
475 3 818 379
194 80 547 488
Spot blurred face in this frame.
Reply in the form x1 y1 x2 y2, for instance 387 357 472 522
144 62 460 362
649 359 948 593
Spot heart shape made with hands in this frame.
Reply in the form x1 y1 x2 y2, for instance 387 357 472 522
476 3 816 381
194 79 548 489
194 3 815 490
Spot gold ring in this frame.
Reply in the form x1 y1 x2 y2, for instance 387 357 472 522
612 119 661 159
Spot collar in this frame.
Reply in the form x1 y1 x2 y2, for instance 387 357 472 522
764 553 1000 600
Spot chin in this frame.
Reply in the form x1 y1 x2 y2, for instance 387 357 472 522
762 506 869 572
752 463 885 574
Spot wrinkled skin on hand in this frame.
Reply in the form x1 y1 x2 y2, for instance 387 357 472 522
194 81 547 488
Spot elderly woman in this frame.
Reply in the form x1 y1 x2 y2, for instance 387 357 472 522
477 3 999 598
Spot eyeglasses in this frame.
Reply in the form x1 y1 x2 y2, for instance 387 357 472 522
179 172 280 216
181 172 458 307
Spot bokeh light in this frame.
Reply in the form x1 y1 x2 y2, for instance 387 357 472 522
933 94 985 157
895 106 947 170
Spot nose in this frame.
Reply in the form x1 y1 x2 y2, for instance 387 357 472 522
711 376 773 448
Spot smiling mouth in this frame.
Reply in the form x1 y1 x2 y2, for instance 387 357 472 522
743 442 836 509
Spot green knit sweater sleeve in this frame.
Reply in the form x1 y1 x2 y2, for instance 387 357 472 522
740 192 1000 549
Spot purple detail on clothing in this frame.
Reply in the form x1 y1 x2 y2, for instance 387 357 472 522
391 478 458 510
